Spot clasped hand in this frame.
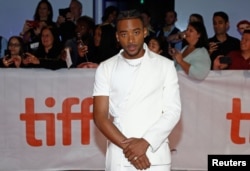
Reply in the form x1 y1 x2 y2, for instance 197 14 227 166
122 138 151 170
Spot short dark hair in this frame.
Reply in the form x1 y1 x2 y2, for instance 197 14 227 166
77 15 95 31
71 0 82 9
213 11 229 23
101 5 118 22
166 10 177 18
116 9 143 24
141 9 151 18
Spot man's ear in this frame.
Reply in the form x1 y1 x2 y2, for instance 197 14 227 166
116 32 119 42
144 27 148 38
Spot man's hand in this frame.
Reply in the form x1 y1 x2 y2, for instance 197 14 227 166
122 138 151 170
213 55 228 70
209 42 220 55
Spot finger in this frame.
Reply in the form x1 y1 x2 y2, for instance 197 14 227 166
140 156 151 169
136 156 150 170
125 151 134 160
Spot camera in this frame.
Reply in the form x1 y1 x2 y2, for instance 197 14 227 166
219 56 232 64
26 20 39 28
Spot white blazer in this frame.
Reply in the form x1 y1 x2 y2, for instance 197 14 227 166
94 44 181 169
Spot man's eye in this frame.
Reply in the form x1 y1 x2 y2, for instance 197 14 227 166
134 31 140 35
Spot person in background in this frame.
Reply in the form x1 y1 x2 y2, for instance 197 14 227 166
64 15 98 68
0 35 8 58
141 10 156 44
213 29 250 70
236 20 250 35
93 9 181 171
93 5 120 64
0 36 25 68
208 11 240 69
147 36 164 55
22 26 66 70
20 0 56 50
169 21 211 80
57 0 83 44
156 10 182 59
168 13 206 49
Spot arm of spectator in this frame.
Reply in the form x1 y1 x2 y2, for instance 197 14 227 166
77 62 98 68
208 42 219 55
22 53 40 65
213 55 228 70
77 45 88 58
56 15 66 27
2 56 14 67
172 49 191 74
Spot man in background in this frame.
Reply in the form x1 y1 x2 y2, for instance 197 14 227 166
156 10 182 59
57 0 83 44
208 11 240 69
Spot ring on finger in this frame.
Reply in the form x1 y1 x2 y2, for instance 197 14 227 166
134 156 138 161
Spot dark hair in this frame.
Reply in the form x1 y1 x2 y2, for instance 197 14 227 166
116 9 143 25
165 10 177 18
141 9 151 18
213 11 229 23
34 0 53 22
189 13 204 24
7 36 25 55
71 0 82 10
77 15 95 35
189 21 209 50
148 36 164 51
101 5 118 22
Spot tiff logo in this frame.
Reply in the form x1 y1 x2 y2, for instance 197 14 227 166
20 97 93 146
226 98 250 144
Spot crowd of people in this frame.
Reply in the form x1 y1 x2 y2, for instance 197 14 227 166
0 0 250 79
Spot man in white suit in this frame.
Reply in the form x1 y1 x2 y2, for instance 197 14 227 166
93 9 181 171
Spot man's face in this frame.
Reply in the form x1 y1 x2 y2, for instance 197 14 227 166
240 33 250 51
70 1 82 19
165 12 176 26
116 18 146 59
213 16 229 35
76 22 88 37
238 23 250 35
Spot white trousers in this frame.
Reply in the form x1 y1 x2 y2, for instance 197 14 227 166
106 164 171 171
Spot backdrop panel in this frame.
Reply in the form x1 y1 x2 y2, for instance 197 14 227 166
0 69 249 170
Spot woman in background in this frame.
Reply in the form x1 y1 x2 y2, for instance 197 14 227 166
20 0 56 50
169 21 211 80
23 26 66 70
0 36 25 68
